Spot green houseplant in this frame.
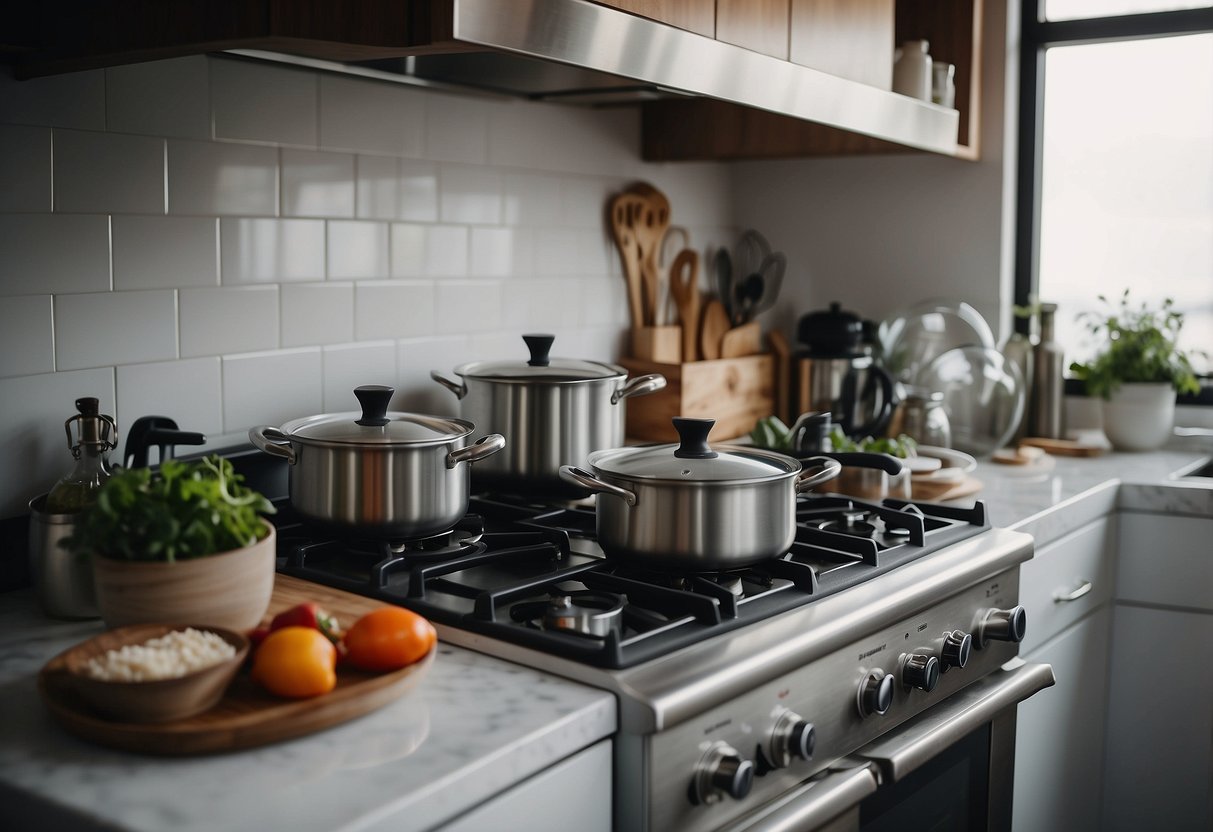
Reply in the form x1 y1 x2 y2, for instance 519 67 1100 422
1069 291 1201 451
69 455 278 630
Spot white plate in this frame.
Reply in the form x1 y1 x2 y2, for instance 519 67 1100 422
910 446 978 482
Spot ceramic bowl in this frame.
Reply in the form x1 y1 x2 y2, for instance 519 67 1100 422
46 623 249 724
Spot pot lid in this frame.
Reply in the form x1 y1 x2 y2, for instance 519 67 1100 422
457 334 624 382
284 386 473 445
589 418 800 483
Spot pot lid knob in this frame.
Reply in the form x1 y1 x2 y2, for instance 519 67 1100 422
353 385 394 427
523 333 555 367
673 417 718 459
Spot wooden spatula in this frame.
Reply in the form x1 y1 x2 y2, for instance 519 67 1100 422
668 248 700 362
700 300 730 361
720 321 761 358
609 192 648 327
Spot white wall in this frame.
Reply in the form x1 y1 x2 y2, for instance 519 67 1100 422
732 0 1018 348
0 55 736 517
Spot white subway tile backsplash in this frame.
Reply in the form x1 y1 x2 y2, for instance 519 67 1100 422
282 149 354 218
502 173 562 227
168 140 279 216
281 282 354 347
53 130 165 215
107 57 210 139
327 220 388 279
399 160 439 222
397 335 472 415
0 367 115 517
0 125 51 212
470 227 514 278
355 281 435 340
222 348 322 432
212 59 318 147
0 295 54 378
389 224 426 278
355 155 400 221
561 177 615 229
424 225 469 277
0 215 110 296
0 69 105 131
112 216 218 290
220 218 325 284
116 357 223 438
501 278 570 329
180 286 279 357
322 341 397 411
320 75 425 156
440 166 501 225
435 280 502 333
489 99 638 177
533 227 582 276
424 93 489 164
581 277 629 327
55 290 178 370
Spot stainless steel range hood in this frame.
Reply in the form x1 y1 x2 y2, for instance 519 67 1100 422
231 0 959 155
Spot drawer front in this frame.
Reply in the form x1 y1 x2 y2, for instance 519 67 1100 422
1118 513 1213 611
1020 516 1115 652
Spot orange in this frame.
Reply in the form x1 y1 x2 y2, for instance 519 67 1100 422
251 626 338 698
343 607 436 672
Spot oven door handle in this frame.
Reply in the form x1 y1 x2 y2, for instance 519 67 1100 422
722 762 880 832
856 659 1055 783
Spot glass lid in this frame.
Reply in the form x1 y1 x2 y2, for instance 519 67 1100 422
457 334 624 382
589 418 800 483
283 386 473 445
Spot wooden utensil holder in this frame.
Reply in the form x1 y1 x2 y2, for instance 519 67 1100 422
620 354 775 442
630 326 683 364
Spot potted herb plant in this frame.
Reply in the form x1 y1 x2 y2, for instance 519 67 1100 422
68 455 277 630
1069 291 1201 452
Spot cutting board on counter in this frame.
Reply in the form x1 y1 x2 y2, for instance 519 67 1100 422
38 575 434 756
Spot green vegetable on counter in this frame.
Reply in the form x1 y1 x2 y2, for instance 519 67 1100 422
67 455 275 563
829 426 918 459
749 416 795 451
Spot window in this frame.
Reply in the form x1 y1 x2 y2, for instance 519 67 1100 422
1015 3 1213 383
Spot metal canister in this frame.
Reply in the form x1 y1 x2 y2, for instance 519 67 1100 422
28 494 99 619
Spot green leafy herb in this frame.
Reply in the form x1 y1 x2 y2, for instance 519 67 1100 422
1068 291 1202 399
67 455 275 563
829 426 918 458
749 416 794 451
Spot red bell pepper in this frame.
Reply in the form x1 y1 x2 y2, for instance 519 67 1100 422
269 602 342 643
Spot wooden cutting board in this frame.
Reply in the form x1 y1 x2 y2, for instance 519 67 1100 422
38 575 434 756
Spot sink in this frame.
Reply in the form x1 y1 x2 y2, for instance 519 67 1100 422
1173 458 1213 479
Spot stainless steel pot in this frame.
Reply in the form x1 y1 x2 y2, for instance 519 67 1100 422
249 386 505 538
558 417 842 571
431 333 665 495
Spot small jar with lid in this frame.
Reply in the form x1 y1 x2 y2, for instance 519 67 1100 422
901 387 952 448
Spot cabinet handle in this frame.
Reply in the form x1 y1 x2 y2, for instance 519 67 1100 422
1053 580 1092 603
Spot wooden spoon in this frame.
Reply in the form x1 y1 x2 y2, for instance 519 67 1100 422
609 192 648 327
700 300 730 361
667 248 700 362
631 192 670 325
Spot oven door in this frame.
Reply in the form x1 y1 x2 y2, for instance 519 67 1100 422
724 660 1055 832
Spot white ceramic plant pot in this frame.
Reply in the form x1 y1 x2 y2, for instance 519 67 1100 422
1101 382 1175 452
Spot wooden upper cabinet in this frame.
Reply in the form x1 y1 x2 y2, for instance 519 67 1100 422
716 0 789 60
590 1 715 37
789 0 894 90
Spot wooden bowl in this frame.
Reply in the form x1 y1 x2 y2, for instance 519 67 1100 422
92 523 276 631
43 624 250 724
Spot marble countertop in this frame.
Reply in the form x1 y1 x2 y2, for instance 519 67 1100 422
0 589 616 832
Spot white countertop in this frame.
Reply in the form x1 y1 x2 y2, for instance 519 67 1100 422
0 589 616 832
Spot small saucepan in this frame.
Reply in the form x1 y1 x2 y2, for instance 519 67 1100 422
250 386 504 538
558 417 841 571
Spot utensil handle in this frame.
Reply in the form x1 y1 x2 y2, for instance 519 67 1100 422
430 371 468 400
818 451 904 475
446 434 506 468
612 373 666 405
559 466 637 506
847 365 897 439
795 457 843 493
249 426 296 465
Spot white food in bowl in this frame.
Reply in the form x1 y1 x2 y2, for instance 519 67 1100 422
83 628 237 682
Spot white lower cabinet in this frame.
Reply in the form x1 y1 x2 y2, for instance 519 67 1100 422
1013 606 1111 832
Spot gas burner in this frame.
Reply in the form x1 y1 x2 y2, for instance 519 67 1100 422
383 526 484 562
544 592 625 638
814 510 879 538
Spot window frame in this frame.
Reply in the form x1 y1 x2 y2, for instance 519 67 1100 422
1013 1 1213 401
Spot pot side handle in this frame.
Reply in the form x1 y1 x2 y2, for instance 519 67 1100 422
795 457 843 494
559 466 638 506
430 371 468 400
446 434 506 468
249 426 297 465
612 373 666 405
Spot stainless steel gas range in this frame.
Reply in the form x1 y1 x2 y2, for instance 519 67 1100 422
274 491 1054 831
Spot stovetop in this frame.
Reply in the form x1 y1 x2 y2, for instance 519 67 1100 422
276 494 988 669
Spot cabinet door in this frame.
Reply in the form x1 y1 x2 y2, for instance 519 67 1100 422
1013 606 1111 832
717 0 789 60
591 1 715 36
1102 605 1213 832
789 0 895 89
1019 516 1115 654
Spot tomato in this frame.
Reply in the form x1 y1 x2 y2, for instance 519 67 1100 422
251 626 338 698
343 607 436 672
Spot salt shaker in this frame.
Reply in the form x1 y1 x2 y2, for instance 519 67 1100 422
893 40 933 101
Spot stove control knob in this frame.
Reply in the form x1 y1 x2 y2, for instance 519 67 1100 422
941 630 972 671
768 710 817 768
692 742 755 804
979 606 1027 647
902 653 940 692
857 669 895 717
